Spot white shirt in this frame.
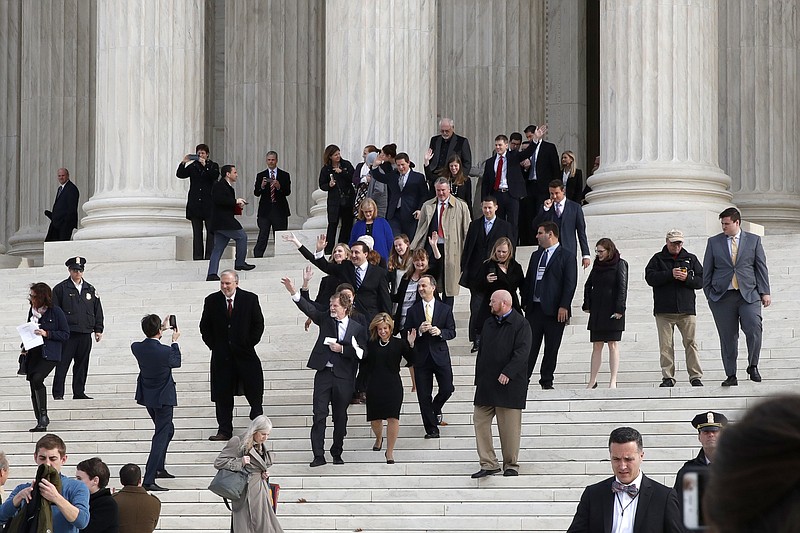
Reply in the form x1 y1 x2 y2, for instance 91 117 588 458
223 290 237 308
612 471 643 533
72 280 84 293
493 153 508 188
562 169 571 188
529 141 542 180
422 298 436 324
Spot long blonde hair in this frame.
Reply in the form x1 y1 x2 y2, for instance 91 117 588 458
561 150 577 177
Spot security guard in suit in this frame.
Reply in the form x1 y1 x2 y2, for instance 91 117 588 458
52 257 104 400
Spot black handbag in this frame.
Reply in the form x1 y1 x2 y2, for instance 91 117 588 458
17 351 27 375
208 468 248 502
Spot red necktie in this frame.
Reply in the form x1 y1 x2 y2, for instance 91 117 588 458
438 202 445 238
493 155 504 190
227 298 232 318
270 170 277 203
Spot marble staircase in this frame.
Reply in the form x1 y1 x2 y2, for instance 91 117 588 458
0 234 797 532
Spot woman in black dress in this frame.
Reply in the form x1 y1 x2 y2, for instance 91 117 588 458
474 237 524 347
582 238 628 389
438 154 472 214
364 313 415 464
22 282 69 432
319 144 356 254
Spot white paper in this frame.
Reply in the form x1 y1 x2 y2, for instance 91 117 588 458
352 336 364 360
18 322 44 351
323 337 337 346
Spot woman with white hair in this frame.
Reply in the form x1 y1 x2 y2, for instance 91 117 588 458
0 450 8 503
214 415 283 532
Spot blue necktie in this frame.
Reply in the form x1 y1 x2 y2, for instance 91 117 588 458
355 266 363 289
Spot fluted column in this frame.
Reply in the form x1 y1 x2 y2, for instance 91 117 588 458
224 0 324 233
0 0 22 254
8 0 96 257
437 0 546 175
719 0 800 232
584 0 732 216
75 0 204 240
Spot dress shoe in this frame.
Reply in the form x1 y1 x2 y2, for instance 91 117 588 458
156 470 175 479
309 457 326 467
372 437 383 452
721 375 738 387
470 341 479 353
206 274 220 282
53 395 64 400
660 378 676 388
332 455 345 465
234 263 256 271
747 366 762 382
73 394 93 400
142 483 169 492
471 468 501 479
503 469 519 477
591 383 598 389
208 433 232 441
690 378 704 387
541 384 554 390
424 432 440 439
385 452 395 465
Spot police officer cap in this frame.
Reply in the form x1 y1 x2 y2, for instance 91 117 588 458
692 411 728 432
65 256 87 271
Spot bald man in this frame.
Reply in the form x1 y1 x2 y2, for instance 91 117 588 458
44 168 80 242
471 290 532 478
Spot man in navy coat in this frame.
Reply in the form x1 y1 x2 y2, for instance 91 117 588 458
532 179 591 269
131 314 181 492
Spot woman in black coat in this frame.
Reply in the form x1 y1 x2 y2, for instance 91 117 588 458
23 282 69 432
438 154 473 214
560 150 584 204
319 144 356 254
474 237 524 348
582 238 628 389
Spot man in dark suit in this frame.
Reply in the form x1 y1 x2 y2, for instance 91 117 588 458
533 179 592 269
567 426 684 533
199 270 265 441
176 143 220 260
370 152 428 239
703 207 771 386
289 233 392 321
44 167 80 242
522 221 578 389
480 132 539 232
518 124 560 245
403 275 456 439
253 150 291 258
282 277 367 467
423 117 473 188
206 165 255 282
130 315 181 492
460 196 515 352
114 463 162 533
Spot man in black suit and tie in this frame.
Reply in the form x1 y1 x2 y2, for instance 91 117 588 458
370 152 428 239
130 314 182 492
567 426 684 533
44 167 80 242
253 151 291 258
287 233 392 321
176 143 220 260
200 270 265 441
481 132 539 232
403 275 456 439
519 125 560 245
703 207 771 386
522 221 578 389
282 277 367 467
423 118 473 188
533 179 592 269
206 165 255 281
460 196 515 352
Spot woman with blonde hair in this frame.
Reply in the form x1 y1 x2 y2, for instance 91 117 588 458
349 197 394 263
473 237 524 347
560 150 584 203
363 313 415 464
214 415 283 532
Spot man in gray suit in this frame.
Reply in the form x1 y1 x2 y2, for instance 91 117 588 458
703 207 771 386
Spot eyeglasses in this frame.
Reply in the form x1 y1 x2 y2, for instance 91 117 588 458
595 249 606 254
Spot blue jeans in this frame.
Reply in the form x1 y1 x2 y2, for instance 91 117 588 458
207 229 248 275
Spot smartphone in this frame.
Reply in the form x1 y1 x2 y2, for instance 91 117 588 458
169 315 177 330
680 467 709 531
188 154 200 161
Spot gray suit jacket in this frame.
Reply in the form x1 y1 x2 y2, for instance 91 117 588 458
702 231 770 304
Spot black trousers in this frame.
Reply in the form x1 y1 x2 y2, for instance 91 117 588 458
495 191 520 239
414 357 454 435
518 189 542 246
526 303 566 386
311 368 354 458
26 347 57 393
468 289 485 342
52 332 93 398
144 405 174 485
190 217 214 260
325 205 354 254
214 385 263 437
254 211 288 258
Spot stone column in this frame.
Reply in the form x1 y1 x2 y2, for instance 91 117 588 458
719 0 800 233
0 0 21 254
224 0 324 237
436 0 546 175
584 0 733 224
75 0 204 240
7 0 96 257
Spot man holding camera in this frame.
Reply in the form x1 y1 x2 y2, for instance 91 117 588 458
645 229 704 388
131 315 181 492
253 151 291 258
177 144 220 260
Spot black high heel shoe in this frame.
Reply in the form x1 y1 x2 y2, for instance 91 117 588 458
373 437 384 451
385 452 395 464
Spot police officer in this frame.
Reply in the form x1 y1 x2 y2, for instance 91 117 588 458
673 411 728 506
52 257 104 400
